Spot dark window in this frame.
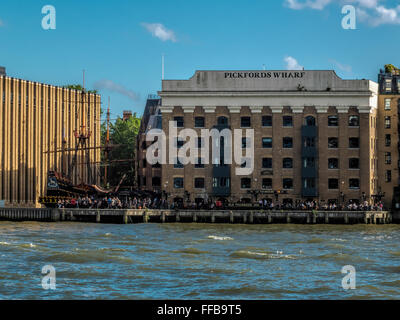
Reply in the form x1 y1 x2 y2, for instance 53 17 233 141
262 137 272 148
174 178 184 189
385 116 391 129
349 137 359 148
283 137 293 148
348 115 359 127
217 116 228 126
142 159 147 168
262 178 272 189
152 163 161 168
242 137 250 148
220 177 230 187
328 158 339 169
195 158 205 168
283 116 293 127
303 157 315 168
194 117 205 128
385 152 392 164
241 117 251 128
176 138 184 149
304 137 315 147
174 158 184 169
328 179 339 189
349 158 359 169
386 170 392 182
262 158 272 168
305 116 316 126
174 116 184 128
303 178 315 188
385 134 391 147
196 137 204 148
328 115 338 126
143 177 146 186
241 178 251 189
328 137 338 148
283 158 293 168
152 177 161 187
262 115 272 127
194 178 205 189
349 179 360 189
283 178 293 189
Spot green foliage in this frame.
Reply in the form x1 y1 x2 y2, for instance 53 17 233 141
63 84 98 94
384 64 400 74
102 114 141 187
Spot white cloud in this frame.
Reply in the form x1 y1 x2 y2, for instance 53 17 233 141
93 80 140 101
284 0 332 10
284 56 304 70
285 0 400 26
141 23 177 42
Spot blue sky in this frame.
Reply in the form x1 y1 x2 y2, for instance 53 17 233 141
0 0 399 118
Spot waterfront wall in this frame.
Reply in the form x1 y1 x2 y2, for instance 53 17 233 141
0 208 393 224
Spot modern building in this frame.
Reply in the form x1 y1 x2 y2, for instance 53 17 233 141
151 70 379 207
0 70 101 207
136 95 162 194
377 67 400 208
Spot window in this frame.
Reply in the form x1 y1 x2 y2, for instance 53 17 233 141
196 137 204 148
328 137 338 148
303 178 315 189
385 134 391 147
152 177 161 187
386 170 392 182
328 115 338 127
385 152 392 164
283 116 293 127
194 178 205 189
195 117 205 128
385 79 392 92
283 158 293 168
174 158 184 169
195 158 205 168
143 177 146 186
385 116 391 129
262 178 272 189
304 116 316 126
241 117 251 128
348 115 359 127
241 178 251 189
262 115 272 127
283 137 293 148
152 163 161 168
349 138 359 149
217 116 228 126
304 137 315 147
349 179 360 189
174 116 184 128
328 179 339 189
142 159 147 168
328 158 339 169
262 158 272 168
303 157 315 168
220 177 230 187
242 137 251 148
176 138 184 149
262 137 272 148
349 158 360 169
385 98 391 110
174 178 184 189
283 178 293 189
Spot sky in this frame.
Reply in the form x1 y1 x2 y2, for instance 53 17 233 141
0 0 400 119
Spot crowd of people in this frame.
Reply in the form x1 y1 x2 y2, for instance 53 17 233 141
57 195 385 211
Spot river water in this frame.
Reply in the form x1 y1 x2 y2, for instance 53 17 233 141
0 221 399 299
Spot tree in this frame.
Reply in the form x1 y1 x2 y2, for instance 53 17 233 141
101 114 141 187
63 84 98 94
385 64 400 74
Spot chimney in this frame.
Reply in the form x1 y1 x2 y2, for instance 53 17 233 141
0 66 5 76
123 110 132 121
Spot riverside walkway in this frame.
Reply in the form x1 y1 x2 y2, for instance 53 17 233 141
0 208 393 224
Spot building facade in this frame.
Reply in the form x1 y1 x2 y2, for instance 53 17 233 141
150 70 379 207
0 71 101 207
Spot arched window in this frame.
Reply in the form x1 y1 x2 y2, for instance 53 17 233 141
217 116 228 126
305 116 316 126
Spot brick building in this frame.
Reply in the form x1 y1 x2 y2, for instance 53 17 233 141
137 69 388 207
